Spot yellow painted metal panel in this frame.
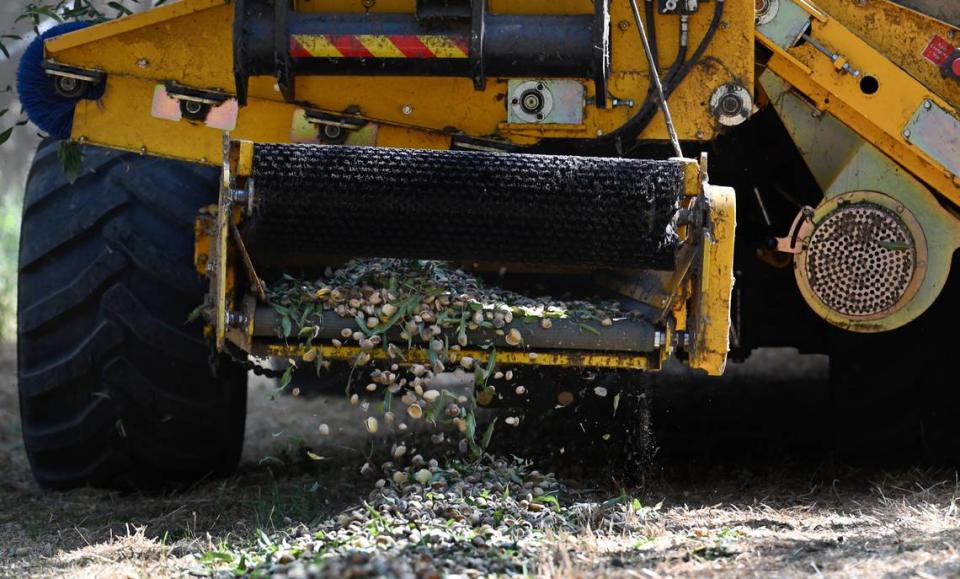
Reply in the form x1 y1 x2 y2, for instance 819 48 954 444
814 0 960 110
758 9 960 205
47 3 236 92
259 343 653 371
689 184 736 376
45 0 227 52
71 76 295 163
49 0 754 152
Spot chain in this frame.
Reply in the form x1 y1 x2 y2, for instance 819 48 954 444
210 341 285 378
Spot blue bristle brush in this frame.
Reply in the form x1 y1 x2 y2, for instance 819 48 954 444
17 21 105 140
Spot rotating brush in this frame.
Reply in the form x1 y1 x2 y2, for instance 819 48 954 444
16 21 105 140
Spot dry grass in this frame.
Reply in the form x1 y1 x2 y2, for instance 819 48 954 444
1 344 959 577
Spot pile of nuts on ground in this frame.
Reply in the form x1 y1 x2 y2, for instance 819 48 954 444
207 259 649 576
236 455 654 578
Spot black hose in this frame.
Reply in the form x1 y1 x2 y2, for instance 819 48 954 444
646 0 659 69
534 0 724 156
663 15 689 91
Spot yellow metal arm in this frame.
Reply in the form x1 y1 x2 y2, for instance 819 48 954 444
756 0 960 207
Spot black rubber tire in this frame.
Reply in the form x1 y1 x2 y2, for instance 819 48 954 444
17 141 247 489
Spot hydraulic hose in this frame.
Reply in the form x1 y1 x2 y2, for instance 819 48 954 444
534 0 724 156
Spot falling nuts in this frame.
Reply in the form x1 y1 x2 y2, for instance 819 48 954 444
365 417 379 434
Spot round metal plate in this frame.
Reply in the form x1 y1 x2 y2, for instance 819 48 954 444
756 0 779 25
805 203 915 316
709 84 753 127
793 192 929 328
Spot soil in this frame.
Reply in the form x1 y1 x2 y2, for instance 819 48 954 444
1 343 958 578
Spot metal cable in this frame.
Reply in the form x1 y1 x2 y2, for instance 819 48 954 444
628 0 683 158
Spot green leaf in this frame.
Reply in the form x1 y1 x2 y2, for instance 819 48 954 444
480 417 497 450
185 304 205 324
383 389 393 414
298 325 315 337
107 1 133 15
279 365 294 390
281 316 292 338
876 240 910 251
533 494 561 512
57 141 84 183
481 348 497 388
0 127 13 146
465 410 476 440
202 551 235 564
577 323 601 336
29 7 64 22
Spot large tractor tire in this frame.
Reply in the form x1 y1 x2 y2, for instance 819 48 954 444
17 141 247 489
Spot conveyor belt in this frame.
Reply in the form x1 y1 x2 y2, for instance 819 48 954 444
253 307 658 352
243 144 684 269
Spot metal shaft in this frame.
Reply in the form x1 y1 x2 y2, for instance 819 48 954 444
628 0 684 158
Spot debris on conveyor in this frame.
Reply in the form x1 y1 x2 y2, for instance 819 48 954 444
266 258 632 338
260 257 651 465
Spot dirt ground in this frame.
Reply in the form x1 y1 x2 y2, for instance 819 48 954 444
1 342 959 578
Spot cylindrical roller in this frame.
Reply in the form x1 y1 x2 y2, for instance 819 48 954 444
243 144 684 269
253 308 658 353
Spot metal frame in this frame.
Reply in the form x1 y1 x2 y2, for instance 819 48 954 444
43 0 754 164
204 140 735 375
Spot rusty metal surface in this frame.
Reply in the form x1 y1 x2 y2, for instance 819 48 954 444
889 0 960 26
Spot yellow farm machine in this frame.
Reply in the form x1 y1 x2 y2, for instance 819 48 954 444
14 0 960 487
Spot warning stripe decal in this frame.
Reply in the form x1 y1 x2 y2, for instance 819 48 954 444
290 34 469 59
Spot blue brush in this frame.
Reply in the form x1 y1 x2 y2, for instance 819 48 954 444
17 21 106 140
